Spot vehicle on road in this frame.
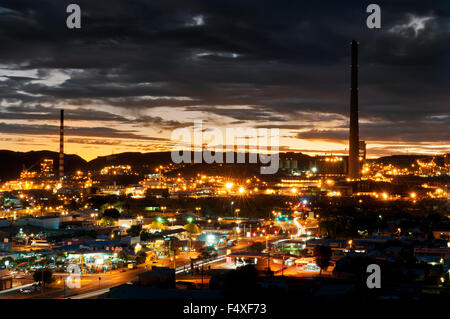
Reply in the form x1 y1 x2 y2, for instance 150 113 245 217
300 263 320 272
20 287 34 294
20 284 42 294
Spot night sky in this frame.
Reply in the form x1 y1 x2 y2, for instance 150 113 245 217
0 0 449 160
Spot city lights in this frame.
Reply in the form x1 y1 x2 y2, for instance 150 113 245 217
0 2 448 305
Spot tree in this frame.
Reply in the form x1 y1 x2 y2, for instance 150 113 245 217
199 247 216 260
313 245 332 275
33 268 54 285
184 223 201 250
117 251 130 268
140 231 152 241
298 249 309 258
247 242 265 253
127 225 142 237
2 256 15 267
99 216 115 226
85 230 98 239
119 251 129 263
103 208 121 219
135 251 147 265
217 264 259 297
149 221 165 231
68 199 81 211
184 223 201 234
55 252 67 267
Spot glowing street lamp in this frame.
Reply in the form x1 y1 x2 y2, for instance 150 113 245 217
134 243 142 254
234 208 240 219
325 179 334 186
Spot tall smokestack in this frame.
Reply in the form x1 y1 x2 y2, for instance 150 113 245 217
59 109 64 179
348 40 360 179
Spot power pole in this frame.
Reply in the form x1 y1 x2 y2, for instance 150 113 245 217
201 263 204 289
41 269 44 295
173 243 176 270
266 236 271 273
169 238 176 273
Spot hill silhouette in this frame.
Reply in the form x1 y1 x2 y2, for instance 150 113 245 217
0 150 87 181
0 150 444 182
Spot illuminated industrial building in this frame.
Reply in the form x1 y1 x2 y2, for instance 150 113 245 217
348 40 360 180
40 158 54 178
309 156 348 176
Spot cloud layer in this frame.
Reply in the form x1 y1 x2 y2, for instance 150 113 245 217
0 0 449 159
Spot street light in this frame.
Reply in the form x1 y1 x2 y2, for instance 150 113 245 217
57 276 67 298
266 235 271 273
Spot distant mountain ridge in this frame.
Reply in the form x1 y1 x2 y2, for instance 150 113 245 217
88 152 174 171
374 154 444 168
0 150 444 182
0 150 88 181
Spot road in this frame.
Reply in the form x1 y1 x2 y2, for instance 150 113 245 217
0 236 268 299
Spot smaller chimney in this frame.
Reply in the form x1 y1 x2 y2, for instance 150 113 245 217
59 109 64 179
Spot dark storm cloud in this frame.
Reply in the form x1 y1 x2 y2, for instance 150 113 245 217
298 114 450 143
188 105 288 122
0 122 169 141
0 103 185 129
134 115 186 129
0 0 449 147
0 104 128 121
